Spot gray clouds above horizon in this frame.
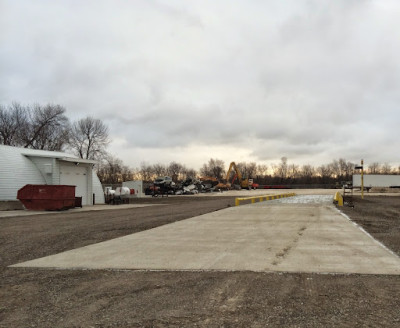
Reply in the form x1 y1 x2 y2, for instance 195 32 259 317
1 0 399 168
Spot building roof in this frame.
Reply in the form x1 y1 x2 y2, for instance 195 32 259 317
0 145 97 163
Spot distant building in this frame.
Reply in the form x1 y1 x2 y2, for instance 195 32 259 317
0 145 105 205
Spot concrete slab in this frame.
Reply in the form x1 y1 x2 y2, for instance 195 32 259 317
11 195 400 275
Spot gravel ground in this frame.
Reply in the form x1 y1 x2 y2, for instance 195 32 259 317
0 194 399 327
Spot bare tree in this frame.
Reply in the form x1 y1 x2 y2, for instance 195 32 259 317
0 102 28 146
236 162 257 179
300 164 315 183
328 159 354 181
256 164 269 177
167 161 184 182
182 167 197 180
381 163 392 174
139 162 154 182
96 154 134 184
317 164 332 183
23 104 70 150
288 164 300 180
200 158 225 180
152 163 167 177
329 160 340 179
1 102 70 150
368 162 380 174
70 116 109 159
273 157 288 182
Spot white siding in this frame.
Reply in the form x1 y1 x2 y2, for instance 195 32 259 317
0 146 45 200
92 171 105 204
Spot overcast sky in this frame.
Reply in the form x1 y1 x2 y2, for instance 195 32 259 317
1 0 399 170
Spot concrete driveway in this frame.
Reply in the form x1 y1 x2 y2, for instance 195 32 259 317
11 195 400 275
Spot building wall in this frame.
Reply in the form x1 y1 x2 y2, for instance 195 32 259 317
0 146 45 200
92 171 105 204
122 180 144 197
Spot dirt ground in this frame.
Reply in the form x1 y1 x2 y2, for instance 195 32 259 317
1 194 399 327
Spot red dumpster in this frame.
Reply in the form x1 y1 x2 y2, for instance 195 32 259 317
17 184 76 211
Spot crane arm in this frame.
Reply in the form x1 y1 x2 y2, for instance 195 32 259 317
226 162 242 183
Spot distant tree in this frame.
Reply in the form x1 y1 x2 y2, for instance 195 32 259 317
152 163 167 177
287 164 300 182
0 102 28 146
182 167 197 180
328 158 354 181
256 164 268 176
272 157 288 182
344 160 355 180
236 162 257 179
381 163 392 174
317 164 333 184
300 164 315 183
167 162 184 182
200 158 225 180
22 104 70 150
96 154 134 184
0 102 70 151
70 116 109 159
139 162 154 182
329 160 340 179
368 162 380 174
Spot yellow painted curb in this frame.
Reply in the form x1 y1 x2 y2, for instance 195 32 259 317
235 193 296 206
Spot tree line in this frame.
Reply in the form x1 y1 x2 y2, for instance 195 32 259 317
2 102 398 185
97 157 400 186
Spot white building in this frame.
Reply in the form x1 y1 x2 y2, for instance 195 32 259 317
0 145 105 205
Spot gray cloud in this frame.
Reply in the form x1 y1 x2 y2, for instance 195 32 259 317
1 0 399 168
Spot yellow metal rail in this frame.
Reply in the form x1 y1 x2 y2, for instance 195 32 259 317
235 193 296 206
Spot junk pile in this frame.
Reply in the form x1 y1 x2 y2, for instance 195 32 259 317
144 176 220 196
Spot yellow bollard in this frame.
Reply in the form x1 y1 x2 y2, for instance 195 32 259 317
334 192 343 206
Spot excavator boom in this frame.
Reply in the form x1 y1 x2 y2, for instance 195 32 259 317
226 162 251 189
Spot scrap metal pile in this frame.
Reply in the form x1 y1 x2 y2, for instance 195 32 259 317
145 176 223 196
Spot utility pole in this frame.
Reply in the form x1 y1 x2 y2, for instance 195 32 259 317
361 159 364 199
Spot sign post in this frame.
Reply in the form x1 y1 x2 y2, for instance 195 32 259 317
355 160 364 199
361 159 364 199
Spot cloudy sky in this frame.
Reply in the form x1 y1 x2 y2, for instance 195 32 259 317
1 0 399 170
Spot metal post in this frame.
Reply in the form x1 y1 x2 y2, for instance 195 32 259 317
361 159 364 199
